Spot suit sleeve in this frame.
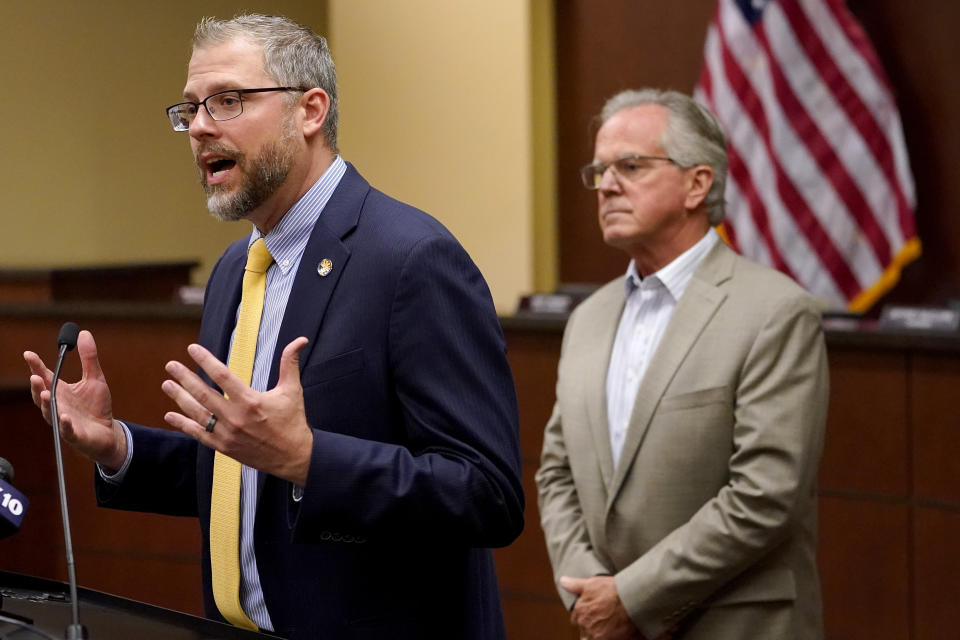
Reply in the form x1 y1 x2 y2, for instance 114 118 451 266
614 295 828 638
535 307 612 609
291 233 524 548
94 423 200 517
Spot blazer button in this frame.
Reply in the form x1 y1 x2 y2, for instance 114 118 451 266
343 534 355 543
320 531 332 541
332 532 343 542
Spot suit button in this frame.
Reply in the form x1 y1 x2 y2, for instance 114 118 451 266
343 534 355 543
320 531 332 541
332 532 343 542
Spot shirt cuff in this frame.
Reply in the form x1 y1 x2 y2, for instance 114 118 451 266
97 421 133 484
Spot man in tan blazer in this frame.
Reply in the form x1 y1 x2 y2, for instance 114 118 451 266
536 88 828 640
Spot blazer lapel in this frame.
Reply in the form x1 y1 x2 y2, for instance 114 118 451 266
256 164 369 497
579 280 626 490
267 164 368 389
605 241 734 510
198 246 247 370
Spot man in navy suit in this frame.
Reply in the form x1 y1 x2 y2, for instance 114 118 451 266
24 14 523 640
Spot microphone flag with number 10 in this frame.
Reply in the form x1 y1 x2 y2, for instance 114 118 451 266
0 474 29 539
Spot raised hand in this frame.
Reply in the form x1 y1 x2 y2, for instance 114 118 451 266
23 330 128 471
161 337 314 484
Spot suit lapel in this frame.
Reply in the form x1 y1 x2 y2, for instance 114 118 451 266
255 165 368 497
199 246 247 370
582 281 627 490
605 241 735 510
195 244 246 504
267 164 369 389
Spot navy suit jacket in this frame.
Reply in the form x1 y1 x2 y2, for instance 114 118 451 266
96 164 524 640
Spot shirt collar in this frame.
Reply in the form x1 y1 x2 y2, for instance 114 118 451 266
247 155 347 275
623 228 720 301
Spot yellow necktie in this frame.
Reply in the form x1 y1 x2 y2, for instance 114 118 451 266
210 238 272 630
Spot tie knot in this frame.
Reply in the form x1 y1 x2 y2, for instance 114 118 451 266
245 238 273 274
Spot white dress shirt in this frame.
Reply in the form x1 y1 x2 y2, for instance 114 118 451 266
606 230 719 468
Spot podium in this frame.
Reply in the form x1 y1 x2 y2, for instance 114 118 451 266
0 571 277 640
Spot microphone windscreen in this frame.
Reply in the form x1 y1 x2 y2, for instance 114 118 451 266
0 457 13 482
58 322 81 350
0 475 28 539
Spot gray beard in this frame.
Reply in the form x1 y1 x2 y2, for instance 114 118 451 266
203 138 295 222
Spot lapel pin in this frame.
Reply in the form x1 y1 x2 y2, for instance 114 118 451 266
317 259 333 277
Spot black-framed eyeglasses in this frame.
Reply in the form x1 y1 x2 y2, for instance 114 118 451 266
165 87 307 131
579 153 678 189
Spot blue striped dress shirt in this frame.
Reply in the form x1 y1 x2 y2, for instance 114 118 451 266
236 155 346 629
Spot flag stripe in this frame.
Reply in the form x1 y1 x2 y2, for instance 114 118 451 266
701 21 845 304
717 7 862 299
727 147 796 278
784 0 915 239
696 0 919 310
807 0 909 188
823 0 889 93
703 25 847 306
700 26 799 280
754 7 892 268
720 3 883 293
725 179 774 268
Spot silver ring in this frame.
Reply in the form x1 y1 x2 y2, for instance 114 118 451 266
204 413 218 433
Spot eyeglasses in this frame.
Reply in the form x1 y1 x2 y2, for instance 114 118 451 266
579 154 678 189
165 87 306 131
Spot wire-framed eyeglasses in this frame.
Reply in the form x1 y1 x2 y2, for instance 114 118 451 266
579 154 678 189
165 87 307 131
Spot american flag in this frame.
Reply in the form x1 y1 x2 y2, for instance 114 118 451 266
694 0 919 312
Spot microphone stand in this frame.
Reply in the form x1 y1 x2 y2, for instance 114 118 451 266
49 322 88 640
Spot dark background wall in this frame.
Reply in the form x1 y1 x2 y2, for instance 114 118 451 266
555 0 960 310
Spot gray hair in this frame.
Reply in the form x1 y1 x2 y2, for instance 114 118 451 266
599 89 727 225
194 14 339 152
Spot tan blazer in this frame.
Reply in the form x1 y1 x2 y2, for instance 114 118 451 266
536 241 828 640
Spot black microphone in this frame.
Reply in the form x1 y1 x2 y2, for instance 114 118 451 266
50 322 88 639
0 457 29 540
57 322 80 352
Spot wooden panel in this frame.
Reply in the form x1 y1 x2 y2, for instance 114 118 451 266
0 279 53 303
913 507 960 638
496 327 569 636
75 545 203 616
910 353 960 505
494 464 558 599
0 308 205 616
10 306 960 639
821 347 909 495
818 496 910 640
0 262 196 304
0 385 64 581
505 328 563 463
502 595 578 640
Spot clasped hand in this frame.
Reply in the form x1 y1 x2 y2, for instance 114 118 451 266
561 575 646 640
161 338 314 485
